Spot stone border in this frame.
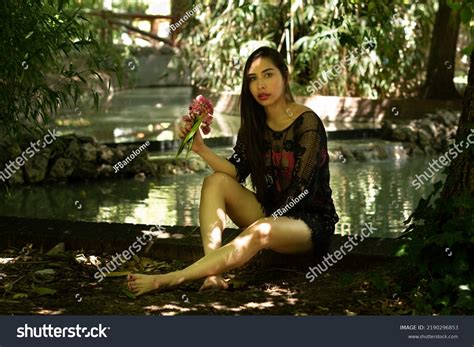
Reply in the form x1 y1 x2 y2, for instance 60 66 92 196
0 216 403 267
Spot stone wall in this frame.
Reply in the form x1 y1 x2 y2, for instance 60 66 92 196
0 135 156 185
380 110 460 156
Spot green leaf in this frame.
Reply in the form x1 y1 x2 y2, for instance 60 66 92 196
176 118 203 158
461 42 474 56
446 0 462 11
31 287 57 296
25 31 34 39
461 7 472 24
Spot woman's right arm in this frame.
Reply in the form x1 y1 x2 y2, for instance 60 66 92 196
178 121 238 179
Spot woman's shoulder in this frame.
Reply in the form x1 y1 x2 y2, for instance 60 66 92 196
293 104 314 115
293 104 321 129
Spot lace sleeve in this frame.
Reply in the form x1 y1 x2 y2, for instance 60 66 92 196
272 113 325 216
227 130 250 184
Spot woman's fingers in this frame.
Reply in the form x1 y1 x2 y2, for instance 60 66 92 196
177 122 187 139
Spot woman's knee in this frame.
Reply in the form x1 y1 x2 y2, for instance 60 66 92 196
244 217 274 250
203 172 234 188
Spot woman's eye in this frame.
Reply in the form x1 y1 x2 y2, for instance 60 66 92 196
265 73 272 78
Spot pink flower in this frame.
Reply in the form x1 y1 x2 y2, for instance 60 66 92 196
201 125 211 135
176 95 214 158
182 95 214 132
195 95 214 115
202 114 213 126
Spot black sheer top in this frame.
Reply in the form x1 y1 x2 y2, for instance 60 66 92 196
227 110 338 220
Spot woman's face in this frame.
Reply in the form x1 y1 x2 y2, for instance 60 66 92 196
247 57 285 106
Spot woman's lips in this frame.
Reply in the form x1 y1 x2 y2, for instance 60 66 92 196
258 94 270 100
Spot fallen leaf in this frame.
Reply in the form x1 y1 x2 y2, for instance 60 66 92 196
35 269 56 276
122 288 136 299
229 280 247 289
0 298 21 304
46 243 65 255
13 293 29 299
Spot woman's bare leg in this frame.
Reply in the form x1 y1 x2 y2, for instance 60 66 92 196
198 172 266 290
128 216 313 295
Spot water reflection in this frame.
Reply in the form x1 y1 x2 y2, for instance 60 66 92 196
0 153 443 238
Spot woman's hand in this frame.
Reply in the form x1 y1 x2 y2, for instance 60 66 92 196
177 120 206 154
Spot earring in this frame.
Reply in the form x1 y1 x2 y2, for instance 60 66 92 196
285 104 294 119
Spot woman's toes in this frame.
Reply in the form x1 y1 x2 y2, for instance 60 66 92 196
199 276 228 292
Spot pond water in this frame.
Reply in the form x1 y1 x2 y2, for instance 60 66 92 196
0 146 443 239
56 87 241 143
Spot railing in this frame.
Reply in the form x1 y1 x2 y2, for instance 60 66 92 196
84 10 176 47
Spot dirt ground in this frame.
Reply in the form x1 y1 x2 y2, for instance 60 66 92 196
0 244 416 315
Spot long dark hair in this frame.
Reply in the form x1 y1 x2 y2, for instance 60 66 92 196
239 46 295 208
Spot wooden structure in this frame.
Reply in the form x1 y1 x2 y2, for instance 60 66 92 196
85 10 176 47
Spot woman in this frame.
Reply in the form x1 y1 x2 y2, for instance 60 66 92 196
128 46 339 295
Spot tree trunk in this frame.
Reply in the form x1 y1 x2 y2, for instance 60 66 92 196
439 50 474 201
421 0 461 99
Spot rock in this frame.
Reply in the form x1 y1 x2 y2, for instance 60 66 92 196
420 119 438 138
74 161 98 179
432 137 446 151
66 139 81 162
49 158 74 179
372 144 389 160
164 163 175 174
134 172 146 182
24 148 51 183
443 110 460 127
424 146 437 156
412 144 424 156
97 164 114 177
391 127 407 141
339 147 356 161
98 145 115 164
81 143 97 162
328 150 339 162
188 158 206 172
173 167 184 175
402 125 418 142
417 129 431 147
352 149 367 161
112 147 125 161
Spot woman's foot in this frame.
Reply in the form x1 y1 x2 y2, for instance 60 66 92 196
127 273 171 296
199 275 229 292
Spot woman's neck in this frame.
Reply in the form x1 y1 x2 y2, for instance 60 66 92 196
264 97 293 126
